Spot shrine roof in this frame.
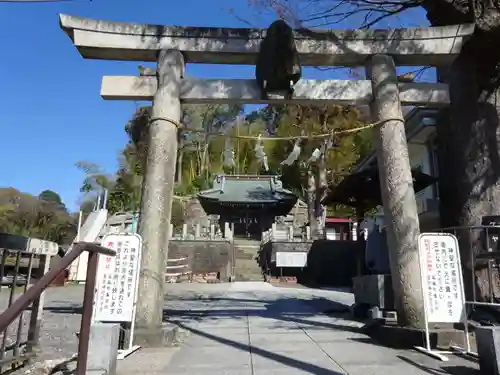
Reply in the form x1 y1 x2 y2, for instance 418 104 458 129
198 175 297 204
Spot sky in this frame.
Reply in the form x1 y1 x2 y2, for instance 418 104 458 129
0 0 429 212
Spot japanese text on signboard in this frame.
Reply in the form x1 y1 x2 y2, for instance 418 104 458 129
93 234 142 323
419 233 465 323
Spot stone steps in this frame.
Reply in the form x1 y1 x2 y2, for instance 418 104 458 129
234 259 263 281
233 240 264 282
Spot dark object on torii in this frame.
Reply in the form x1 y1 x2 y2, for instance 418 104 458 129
255 19 302 100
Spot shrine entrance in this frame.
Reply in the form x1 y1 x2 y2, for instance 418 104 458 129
59 13 473 341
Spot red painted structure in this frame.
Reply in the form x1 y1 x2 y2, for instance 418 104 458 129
325 217 355 241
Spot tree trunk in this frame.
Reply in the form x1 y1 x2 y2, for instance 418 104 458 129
200 143 209 173
436 32 500 302
419 0 500 303
307 169 318 237
176 149 183 184
315 155 327 235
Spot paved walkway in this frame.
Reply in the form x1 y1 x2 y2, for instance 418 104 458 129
117 282 479 375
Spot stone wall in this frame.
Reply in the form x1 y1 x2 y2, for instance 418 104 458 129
260 240 363 287
167 238 362 286
168 240 232 280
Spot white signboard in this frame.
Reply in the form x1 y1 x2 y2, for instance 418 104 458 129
276 252 307 267
93 233 142 323
418 233 465 323
27 238 59 255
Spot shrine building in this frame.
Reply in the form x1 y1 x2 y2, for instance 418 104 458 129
198 175 298 238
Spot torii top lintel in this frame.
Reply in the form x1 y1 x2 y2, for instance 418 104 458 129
59 14 474 67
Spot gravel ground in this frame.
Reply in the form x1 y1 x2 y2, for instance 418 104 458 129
0 285 84 362
0 283 235 364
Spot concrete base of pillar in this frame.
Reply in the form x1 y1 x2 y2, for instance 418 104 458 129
87 323 120 375
27 318 42 354
133 324 182 347
476 326 500 375
363 320 473 350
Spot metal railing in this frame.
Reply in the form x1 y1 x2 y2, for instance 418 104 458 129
436 225 500 306
172 222 233 241
0 237 114 375
432 224 500 357
261 225 313 244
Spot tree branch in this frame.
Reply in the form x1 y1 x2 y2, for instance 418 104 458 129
249 0 423 28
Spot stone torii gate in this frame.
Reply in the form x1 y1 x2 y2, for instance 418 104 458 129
59 14 473 345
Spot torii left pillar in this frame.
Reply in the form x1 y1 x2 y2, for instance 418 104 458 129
134 49 184 346
368 54 424 329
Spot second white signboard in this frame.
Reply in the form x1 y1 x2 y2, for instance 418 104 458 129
418 232 466 324
276 252 308 267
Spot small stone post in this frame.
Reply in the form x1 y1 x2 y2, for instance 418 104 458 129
135 49 184 346
224 222 231 240
27 254 50 353
168 224 173 240
368 54 424 328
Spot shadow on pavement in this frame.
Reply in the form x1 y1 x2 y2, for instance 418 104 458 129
177 321 346 375
162 296 364 335
398 355 480 375
43 305 82 314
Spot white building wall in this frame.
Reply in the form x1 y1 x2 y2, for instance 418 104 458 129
372 127 440 229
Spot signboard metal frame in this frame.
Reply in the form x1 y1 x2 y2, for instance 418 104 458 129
93 232 143 360
414 232 471 361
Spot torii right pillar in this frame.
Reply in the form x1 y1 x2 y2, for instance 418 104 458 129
368 54 425 328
